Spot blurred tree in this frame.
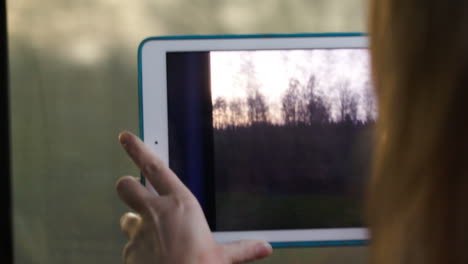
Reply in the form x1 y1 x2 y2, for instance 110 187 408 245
337 81 359 123
304 75 330 124
281 78 302 125
213 97 228 128
228 98 246 127
282 76 331 125
247 90 269 124
239 53 270 124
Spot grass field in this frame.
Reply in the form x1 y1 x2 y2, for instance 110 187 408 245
217 192 362 230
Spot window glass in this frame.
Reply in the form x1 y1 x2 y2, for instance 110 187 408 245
8 0 367 263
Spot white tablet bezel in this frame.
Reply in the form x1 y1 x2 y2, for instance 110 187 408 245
139 35 369 244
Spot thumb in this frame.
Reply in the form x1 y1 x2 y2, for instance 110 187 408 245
222 240 273 263
120 212 142 240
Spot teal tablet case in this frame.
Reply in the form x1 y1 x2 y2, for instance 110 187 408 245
138 33 368 248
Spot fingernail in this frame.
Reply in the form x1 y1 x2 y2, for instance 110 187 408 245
255 242 272 256
118 132 129 146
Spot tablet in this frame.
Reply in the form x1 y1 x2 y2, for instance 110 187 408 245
138 34 373 246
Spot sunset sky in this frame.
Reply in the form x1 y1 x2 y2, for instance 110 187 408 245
210 49 372 122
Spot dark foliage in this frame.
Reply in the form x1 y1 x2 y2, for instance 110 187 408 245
213 121 373 230
214 121 373 195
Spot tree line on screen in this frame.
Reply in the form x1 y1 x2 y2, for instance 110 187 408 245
213 74 376 198
212 75 377 128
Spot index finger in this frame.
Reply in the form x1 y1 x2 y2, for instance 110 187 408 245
119 131 189 196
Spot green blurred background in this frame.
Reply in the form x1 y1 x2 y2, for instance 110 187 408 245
7 0 368 263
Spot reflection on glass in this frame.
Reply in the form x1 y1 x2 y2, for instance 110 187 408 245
8 0 367 263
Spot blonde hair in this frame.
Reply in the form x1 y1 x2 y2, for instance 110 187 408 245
368 0 468 264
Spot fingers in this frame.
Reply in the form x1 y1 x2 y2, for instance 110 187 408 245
223 240 273 263
120 212 142 240
116 176 153 213
119 131 187 196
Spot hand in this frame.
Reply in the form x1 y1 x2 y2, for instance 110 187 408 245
116 131 273 264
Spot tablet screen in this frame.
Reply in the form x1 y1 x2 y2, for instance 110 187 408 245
165 49 375 231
